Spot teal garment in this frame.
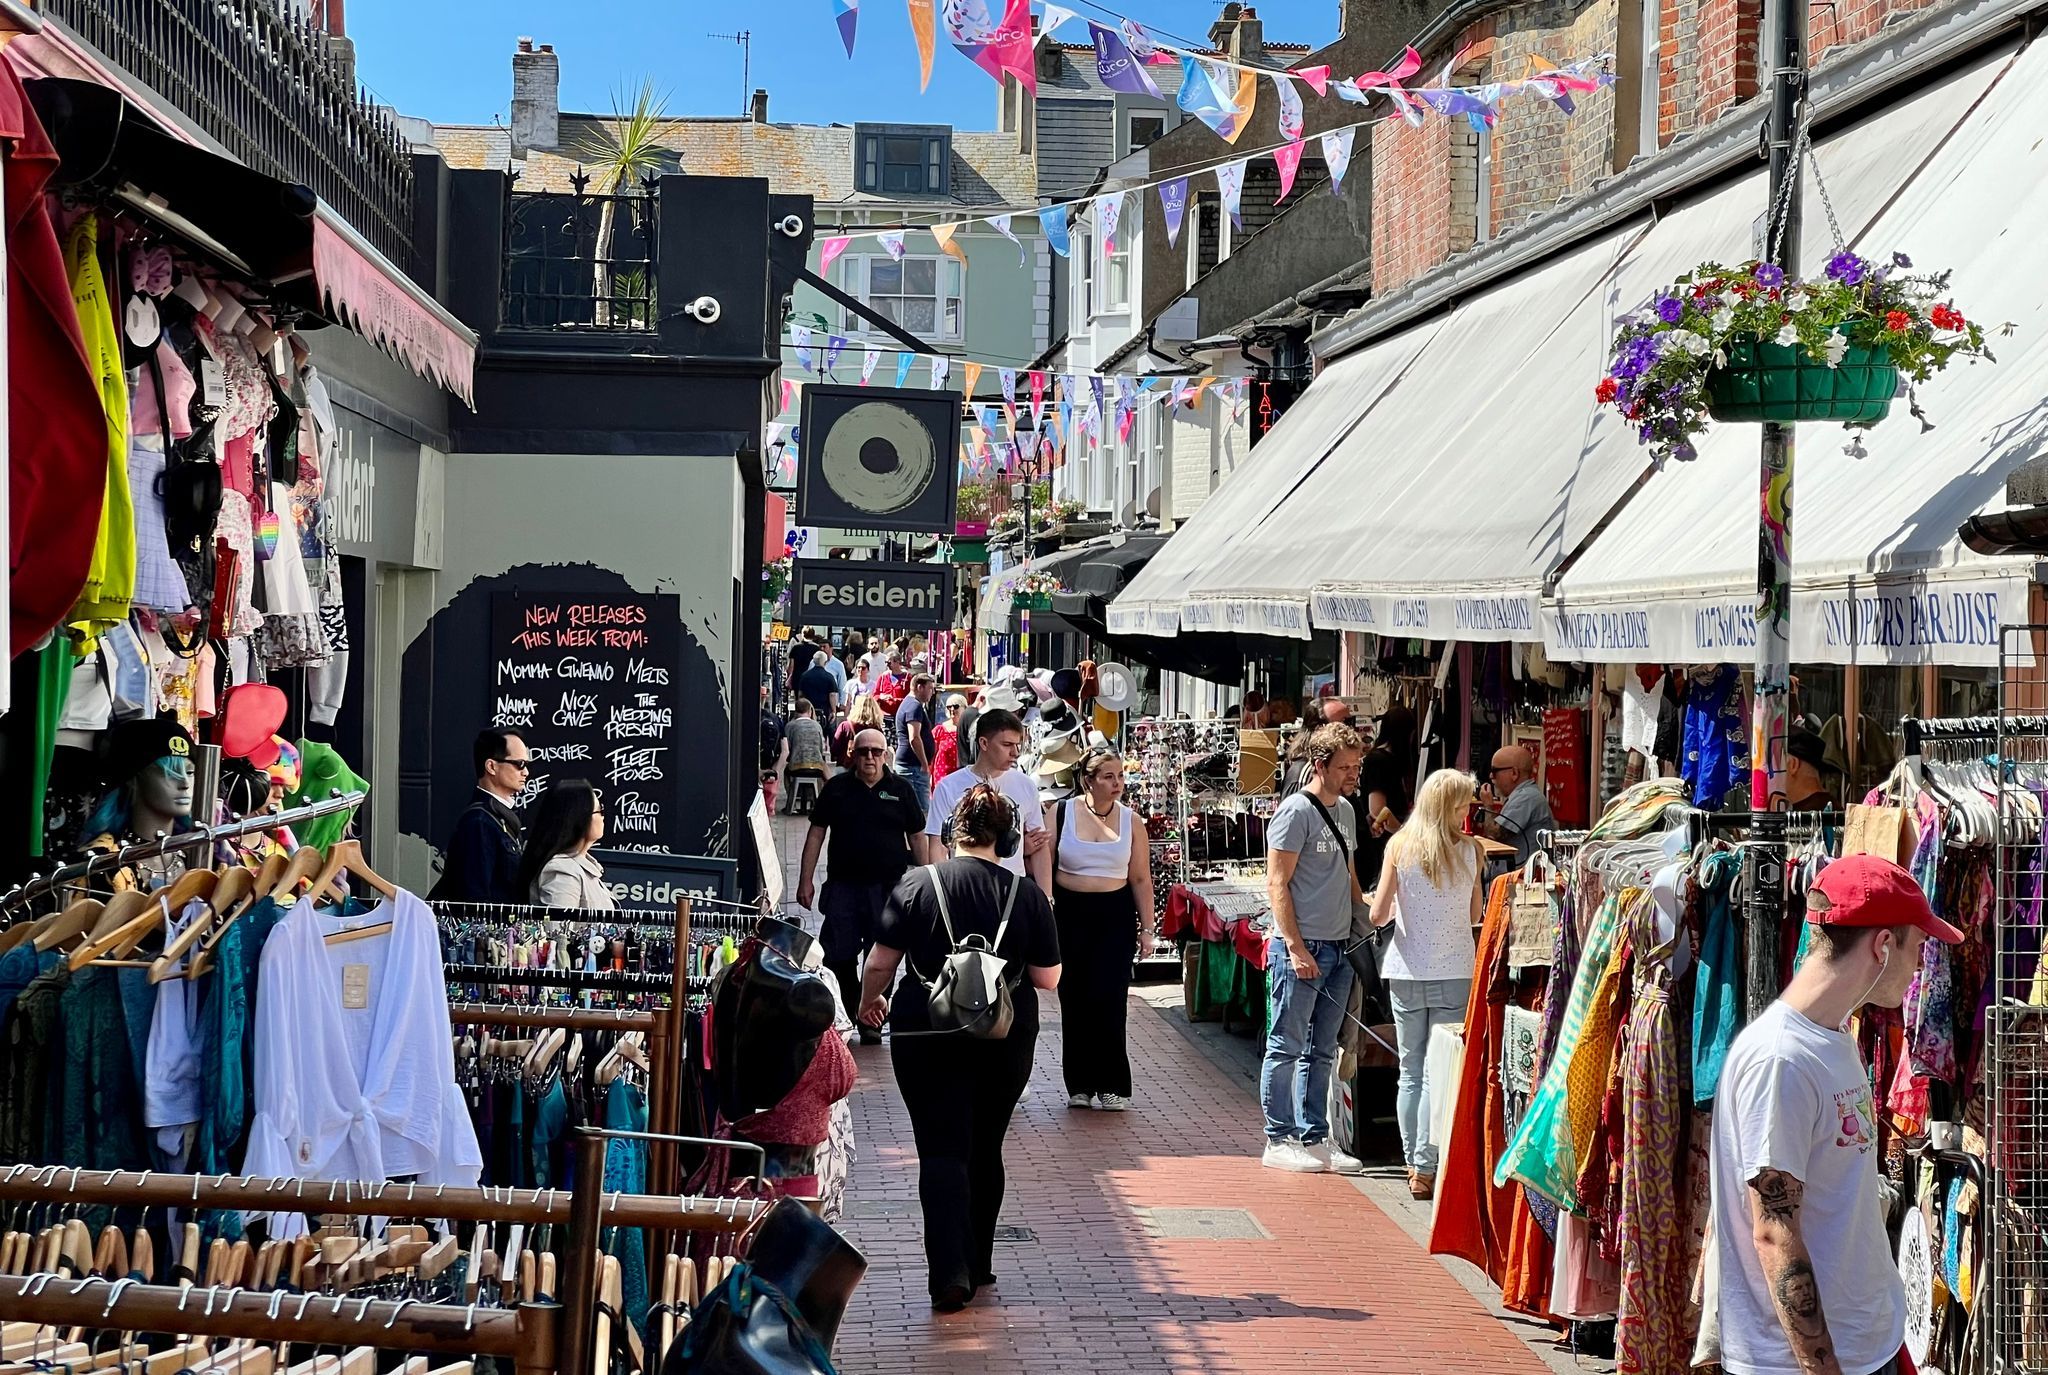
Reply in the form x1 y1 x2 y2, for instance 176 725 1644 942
0 944 44 1023
60 967 149 1175
196 909 248 1178
0 960 68 1163
530 1071 568 1191
1691 851 1742 1106
603 1077 651 1334
117 967 154 1098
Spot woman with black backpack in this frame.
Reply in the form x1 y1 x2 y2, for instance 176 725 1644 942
858 783 1062 1312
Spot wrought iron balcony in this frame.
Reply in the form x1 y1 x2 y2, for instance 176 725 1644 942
502 175 658 333
42 0 415 267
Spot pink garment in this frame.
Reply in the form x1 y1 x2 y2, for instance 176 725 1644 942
215 488 262 636
733 1032 857 1147
129 340 196 440
222 431 257 501
1550 1210 1620 1321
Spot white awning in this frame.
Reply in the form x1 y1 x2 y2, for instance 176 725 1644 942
1139 43 2015 647
1549 43 2041 667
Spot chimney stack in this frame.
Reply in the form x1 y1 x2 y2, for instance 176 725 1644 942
750 88 769 123
510 36 560 156
1207 4 1265 62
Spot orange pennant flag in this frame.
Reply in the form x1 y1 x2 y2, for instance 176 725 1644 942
930 220 971 272
1191 376 1215 408
908 0 937 91
962 360 985 399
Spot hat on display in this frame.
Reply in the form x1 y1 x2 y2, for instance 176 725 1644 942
1093 662 1137 713
1033 733 1087 777
1787 716 1841 775
1050 667 1083 703
216 684 288 764
284 740 369 850
1808 853 1963 944
262 737 303 793
102 716 194 786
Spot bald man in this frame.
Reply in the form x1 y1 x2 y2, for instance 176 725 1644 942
1479 744 1555 871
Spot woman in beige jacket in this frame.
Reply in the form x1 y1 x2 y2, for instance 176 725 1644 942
515 778 618 911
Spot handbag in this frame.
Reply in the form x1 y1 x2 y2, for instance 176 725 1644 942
916 863 1018 1040
1506 853 1556 968
665 1260 837 1375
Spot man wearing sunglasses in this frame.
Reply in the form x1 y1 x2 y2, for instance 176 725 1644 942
431 727 531 902
799 726 925 1042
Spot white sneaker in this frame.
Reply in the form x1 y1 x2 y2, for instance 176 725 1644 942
1312 1142 1365 1175
1261 1139 1326 1173
1096 1094 1131 1112
1068 1093 1093 1109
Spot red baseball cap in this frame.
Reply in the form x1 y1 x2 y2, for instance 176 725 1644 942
1808 853 1963 944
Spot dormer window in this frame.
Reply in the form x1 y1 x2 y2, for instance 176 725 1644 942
854 123 951 196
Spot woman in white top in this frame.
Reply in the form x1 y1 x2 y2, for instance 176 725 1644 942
1366 767 1482 1199
1044 746 1157 1111
516 778 618 911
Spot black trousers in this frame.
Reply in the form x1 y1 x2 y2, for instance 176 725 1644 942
1052 883 1138 1098
818 877 894 1016
890 1026 1036 1296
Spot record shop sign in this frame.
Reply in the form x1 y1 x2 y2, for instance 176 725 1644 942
789 560 950 631
797 383 961 534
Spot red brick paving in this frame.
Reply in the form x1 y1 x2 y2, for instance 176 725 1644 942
827 993 1550 1375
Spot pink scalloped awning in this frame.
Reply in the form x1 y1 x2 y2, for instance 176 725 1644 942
314 211 476 409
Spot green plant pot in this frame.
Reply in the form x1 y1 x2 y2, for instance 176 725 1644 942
1704 331 1898 424
1014 590 1053 612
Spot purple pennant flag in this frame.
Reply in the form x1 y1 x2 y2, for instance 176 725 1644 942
1321 128 1356 196
824 334 848 372
1215 158 1247 232
1089 375 1105 416
1159 177 1189 248
1088 20 1161 98
832 0 857 57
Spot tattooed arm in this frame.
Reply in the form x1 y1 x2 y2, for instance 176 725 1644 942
1748 1168 1845 1375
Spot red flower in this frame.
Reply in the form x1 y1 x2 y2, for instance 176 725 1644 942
1884 309 1912 333
1931 303 1966 331
1595 377 1619 404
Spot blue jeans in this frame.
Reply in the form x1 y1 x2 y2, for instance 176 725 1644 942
1388 977 1471 1174
895 762 931 817
1260 937 1355 1146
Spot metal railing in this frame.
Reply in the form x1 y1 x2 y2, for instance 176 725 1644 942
502 174 659 332
43 0 416 266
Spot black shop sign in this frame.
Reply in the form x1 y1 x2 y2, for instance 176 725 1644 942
491 591 684 852
788 560 950 632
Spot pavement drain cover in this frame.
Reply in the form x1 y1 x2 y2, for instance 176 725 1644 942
843 1201 914 1219
993 1225 1035 1242
1137 1208 1271 1241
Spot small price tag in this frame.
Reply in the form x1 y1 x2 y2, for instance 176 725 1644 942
341 963 371 1010
199 358 227 408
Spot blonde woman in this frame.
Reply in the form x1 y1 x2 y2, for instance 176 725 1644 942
1367 768 1483 1199
834 693 889 771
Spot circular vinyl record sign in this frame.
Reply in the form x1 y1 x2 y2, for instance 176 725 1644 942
818 400 939 516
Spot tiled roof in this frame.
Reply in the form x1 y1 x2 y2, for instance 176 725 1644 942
428 116 1032 208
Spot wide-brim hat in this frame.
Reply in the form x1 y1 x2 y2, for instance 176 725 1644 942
1033 734 1087 776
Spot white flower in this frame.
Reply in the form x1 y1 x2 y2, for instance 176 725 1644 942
1664 329 1711 357
1775 325 1800 347
1786 289 1810 311
1822 334 1849 368
1714 349 1727 368
1710 307 1734 334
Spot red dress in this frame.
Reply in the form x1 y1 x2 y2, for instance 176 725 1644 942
931 722 960 783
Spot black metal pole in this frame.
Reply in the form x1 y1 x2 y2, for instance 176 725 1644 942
1744 0 1808 1021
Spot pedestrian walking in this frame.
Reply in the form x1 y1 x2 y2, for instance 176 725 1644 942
1707 854 1959 1375
894 672 938 814
798 727 924 1044
919 708 1052 893
834 694 887 771
931 693 966 784
859 784 1062 1312
515 778 617 911
797 649 841 722
1046 745 1155 1111
1365 768 1482 1199
431 727 529 902
1260 721 1367 1175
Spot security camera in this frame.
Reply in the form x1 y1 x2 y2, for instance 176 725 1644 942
685 296 722 325
777 214 807 238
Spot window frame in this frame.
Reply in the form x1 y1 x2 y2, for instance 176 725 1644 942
838 252 966 343
1095 208 1132 314
851 124 953 197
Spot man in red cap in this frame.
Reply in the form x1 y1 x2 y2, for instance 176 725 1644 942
1708 854 1962 1375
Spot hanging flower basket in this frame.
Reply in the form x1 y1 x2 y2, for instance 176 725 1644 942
1703 330 1898 423
1598 253 1991 462
1014 590 1053 613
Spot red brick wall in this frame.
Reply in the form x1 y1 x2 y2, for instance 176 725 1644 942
1698 0 1762 122
1811 0 1940 58
1369 115 1454 294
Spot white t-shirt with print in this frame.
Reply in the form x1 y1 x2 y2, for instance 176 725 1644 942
922 765 1046 876
1709 999 1904 1375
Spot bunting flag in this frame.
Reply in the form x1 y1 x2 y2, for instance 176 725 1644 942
765 422 786 453
928 221 970 270
861 347 881 384
930 355 951 389
876 230 907 261
978 403 999 435
1177 57 1255 143
1089 20 1161 98
1029 370 1046 426
1040 204 1071 258
999 368 1017 407
1169 377 1193 409
1159 177 1190 247
792 324 815 372
1215 157 1247 231
824 334 849 372
1089 375 1105 416
1191 376 1215 408
1273 139 1304 201
1274 74 1304 143
1094 191 1124 255
1321 127 1356 196
907 0 936 90
946 0 1036 94
895 352 914 387
1121 19 1172 65
833 0 858 57
1357 46 1424 104
1294 65 1330 97
1331 77 1368 105
780 379 796 414
989 212 1025 264
819 235 852 276
1039 3 1077 37
961 360 984 398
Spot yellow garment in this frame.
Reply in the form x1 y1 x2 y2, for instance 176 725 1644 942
1561 892 1640 1185
64 215 133 652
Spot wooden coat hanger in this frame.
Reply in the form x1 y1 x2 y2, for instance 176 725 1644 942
31 897 107 953
267 847 324 904
310 841 396 905
65 891 159 969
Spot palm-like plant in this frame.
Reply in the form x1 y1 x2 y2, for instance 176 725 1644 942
569 79 672 326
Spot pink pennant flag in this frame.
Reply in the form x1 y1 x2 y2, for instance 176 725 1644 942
1273 140 1305 201
779 379 795 413
1292 65 1330 97
818 235 852 276
1028 370 1046 424
947 0 1036 94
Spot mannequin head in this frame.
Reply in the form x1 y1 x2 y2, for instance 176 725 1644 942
82 718 196 844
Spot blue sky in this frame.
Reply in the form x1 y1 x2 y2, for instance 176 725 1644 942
349 1 1343 129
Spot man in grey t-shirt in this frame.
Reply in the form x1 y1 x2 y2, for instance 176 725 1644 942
1480 745 1556 875
1260 722 1367 1175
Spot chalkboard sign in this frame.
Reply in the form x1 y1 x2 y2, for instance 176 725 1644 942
491 591 685 852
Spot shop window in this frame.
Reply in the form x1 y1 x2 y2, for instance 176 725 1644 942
843 255 964 340
1937 666 1998 718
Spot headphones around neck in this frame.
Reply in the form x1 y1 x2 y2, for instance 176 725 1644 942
993 802 1022 860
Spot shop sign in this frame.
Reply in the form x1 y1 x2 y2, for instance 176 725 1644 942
797 384 961 534
789 560 950 630
1179 598 1311 640
327 405 433 567
1311 591 1540 642
589 848 738 909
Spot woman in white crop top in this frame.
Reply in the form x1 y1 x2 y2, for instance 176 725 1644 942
1045 745 1157 1111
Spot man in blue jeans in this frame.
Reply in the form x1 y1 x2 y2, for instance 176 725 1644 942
1260 722 1367 1174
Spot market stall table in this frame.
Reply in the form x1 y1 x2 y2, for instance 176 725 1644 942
1164 879 1272 1031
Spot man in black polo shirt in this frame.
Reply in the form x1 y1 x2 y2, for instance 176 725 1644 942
797 726 923 1043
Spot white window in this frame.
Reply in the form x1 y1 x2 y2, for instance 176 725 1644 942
841 254 964 340
1474 123 1493 244
1078 230 1095 319
1095 212 1131 314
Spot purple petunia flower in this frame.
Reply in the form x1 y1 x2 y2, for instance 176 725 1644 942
1891 252 1912 269
1656 295 1685 323
1825 251 1866 286
1754 263 1785 288
1672 440 1698 461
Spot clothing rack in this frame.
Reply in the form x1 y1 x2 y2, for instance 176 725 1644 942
1903 714 2048 754
443 965 676 992
0 790 368 912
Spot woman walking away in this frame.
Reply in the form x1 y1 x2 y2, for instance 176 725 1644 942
517 779 618 911
1046 746 1156 1110
1365 768 1480 1199
860 785 1062 1312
